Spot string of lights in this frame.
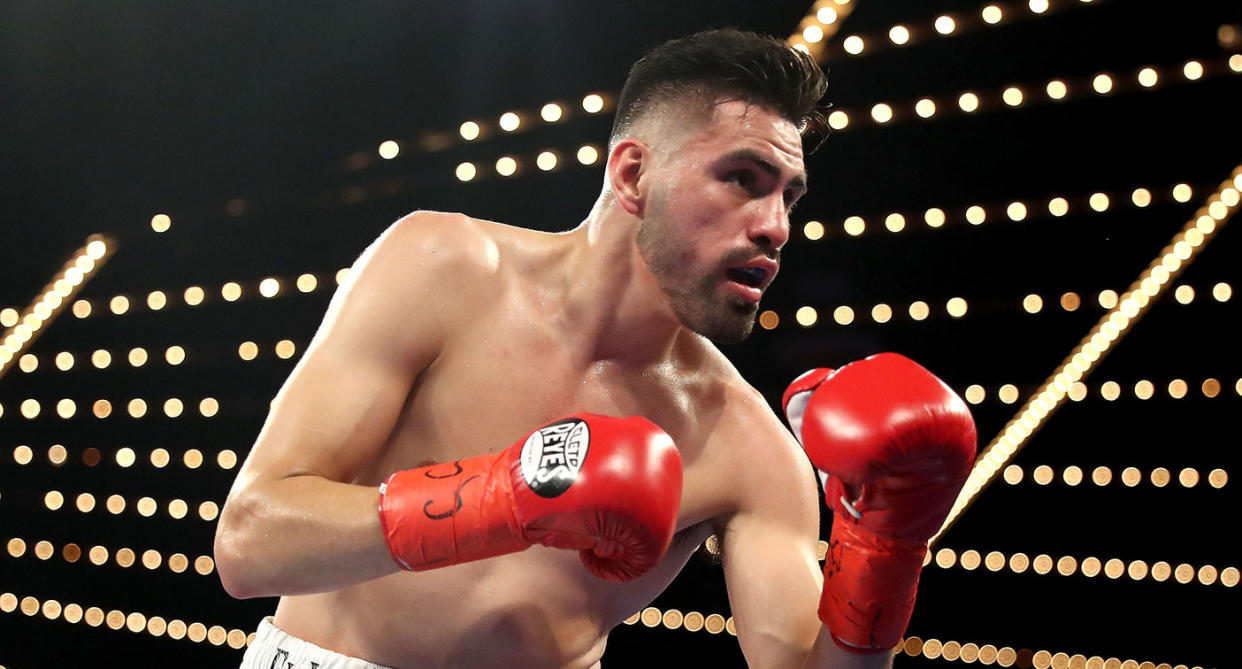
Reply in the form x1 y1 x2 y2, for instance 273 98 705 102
932 165 1242 547
756 280 1235 332
5 396 221 420
41 489 219 522
0 236 111 380
791 0 1105 60
896 635 1204 669
927 546 1238 588
9 445 237 470
798 182 1208 240
999 464 1228 489
6 538 215 577
0 591 250 649
823 54 1241 133
621 606 737 637
963 375 1242 406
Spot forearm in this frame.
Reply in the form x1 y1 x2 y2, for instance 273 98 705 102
804 626 894 669
214 475 397 598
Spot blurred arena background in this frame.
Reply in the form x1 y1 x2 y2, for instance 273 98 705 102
2 1 1239 666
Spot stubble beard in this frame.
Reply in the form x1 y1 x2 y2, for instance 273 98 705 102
635 207 757 346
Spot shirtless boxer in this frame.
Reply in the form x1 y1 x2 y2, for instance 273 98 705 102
215 29 976 668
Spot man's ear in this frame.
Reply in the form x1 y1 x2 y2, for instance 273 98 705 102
607 138 649 216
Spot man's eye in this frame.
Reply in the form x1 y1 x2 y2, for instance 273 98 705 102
725 171 753 188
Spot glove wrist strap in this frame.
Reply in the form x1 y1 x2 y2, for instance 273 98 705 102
819 519 926 653
378 453 528 571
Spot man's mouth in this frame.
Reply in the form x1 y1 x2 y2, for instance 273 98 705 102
725 266 768 289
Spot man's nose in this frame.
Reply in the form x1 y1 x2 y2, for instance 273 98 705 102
748 197 790 252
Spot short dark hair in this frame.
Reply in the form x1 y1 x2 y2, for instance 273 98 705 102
610 28 828 146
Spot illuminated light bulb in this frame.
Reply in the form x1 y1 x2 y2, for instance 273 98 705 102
888 26 909 45
1231 54 1242 73
1022 294 1043 313
1138 67 1158 87
965 385 986 404
1183 60 1204 80
827 110 849 130
536 151 558 171
842 35 864 55
459 121 481 141
758 310 779 330
221 282 242 302
791 306 818 328
576 145 600 165
582 94 605 114
817 7 838 24
914 98 936 118
1002 87 1023 106
275 340 297 359
540 103 563 123
1185 228 1205 246
965 206 986 225
1046 80 1068 100
1092 74 1113 94
981 5 1002 24
1213 282 1232 301
110 295 130 315
946 297 968 318
1130 187 1152 207
498 112 521 132
86 240 107 258
1089 192 1110 211
1172 183 1192 202
884 213 904 232
1222 187 1240 207
832 306 854 325
1209 200 1228 220
923 207 945 227
76 255 95 272
377 140 399 160
840 215 865 236
870 103 893 124
803 220 825 240
1006 202 1027 221
871 303 892 323
934 16 956 35
257 278 279 298
791 43 810 55
295 273 317 293
184 286 205 306
1196 215 1216 234
57 399 76 419
957 92 979 112
1172 240 1191 259
1028 0 1048 12
53 279 71 296
0 307 17 327
495 156 518 177
150 214 171 233
199 397 220 417
803 25 824 44
908 301 929 320
455 162 477 182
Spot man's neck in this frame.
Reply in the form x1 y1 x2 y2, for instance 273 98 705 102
557 201 690 368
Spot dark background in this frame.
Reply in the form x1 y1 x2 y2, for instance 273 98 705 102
2 0 1239 666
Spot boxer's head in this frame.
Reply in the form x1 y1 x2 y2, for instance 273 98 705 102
605 29 827 344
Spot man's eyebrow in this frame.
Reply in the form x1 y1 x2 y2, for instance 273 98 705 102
720 149 808 194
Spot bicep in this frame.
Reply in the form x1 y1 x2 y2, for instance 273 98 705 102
719 419 825 667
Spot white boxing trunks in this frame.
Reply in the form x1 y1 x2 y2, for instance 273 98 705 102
240 617 394 669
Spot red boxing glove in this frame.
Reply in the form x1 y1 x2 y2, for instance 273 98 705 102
783 353 977 652
378 413 682 581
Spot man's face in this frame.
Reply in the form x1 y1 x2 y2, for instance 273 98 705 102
636 99 807 344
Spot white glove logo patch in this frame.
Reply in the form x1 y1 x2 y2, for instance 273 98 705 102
520 418 590 498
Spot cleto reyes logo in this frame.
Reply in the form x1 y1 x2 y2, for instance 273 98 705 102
520 418 590 498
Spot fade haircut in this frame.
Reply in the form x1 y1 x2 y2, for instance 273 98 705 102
609 28 828 150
